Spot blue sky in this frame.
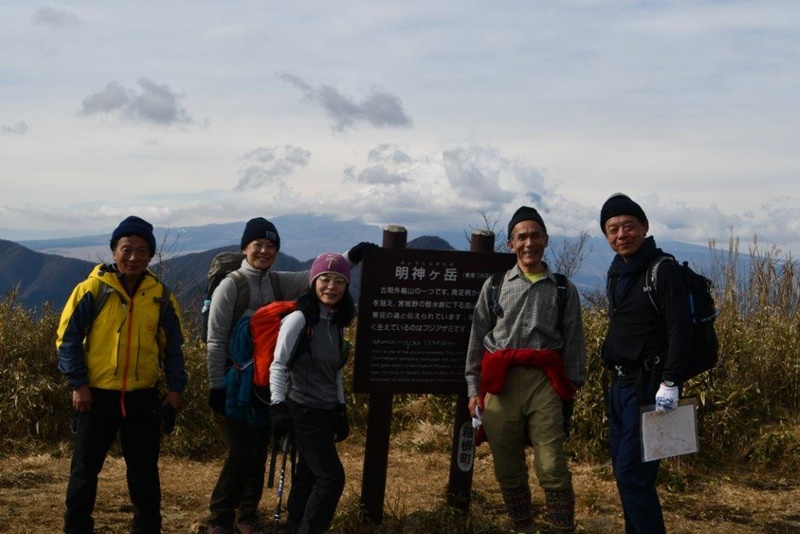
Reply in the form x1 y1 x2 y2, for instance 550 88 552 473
1 1 798 257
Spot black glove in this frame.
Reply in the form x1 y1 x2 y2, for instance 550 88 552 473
271 402 290 439
208 388 226 415
347 242 378 264
334 404 350 443
159 403 176 435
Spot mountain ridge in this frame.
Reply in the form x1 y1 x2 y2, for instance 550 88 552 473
0 232 457 312
3 214 723 311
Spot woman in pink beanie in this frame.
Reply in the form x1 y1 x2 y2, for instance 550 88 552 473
269 252 356 534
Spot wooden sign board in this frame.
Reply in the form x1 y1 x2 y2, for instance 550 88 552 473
354 248 516 394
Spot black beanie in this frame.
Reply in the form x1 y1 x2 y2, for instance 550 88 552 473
600 193 648 232
110 215 156 258
507 206 547 239
241 217 281 251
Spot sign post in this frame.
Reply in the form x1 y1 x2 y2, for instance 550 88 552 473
355 231 515 523
446 230 497 513
359 225 406 524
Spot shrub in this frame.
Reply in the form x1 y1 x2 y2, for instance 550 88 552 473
1 238 798 477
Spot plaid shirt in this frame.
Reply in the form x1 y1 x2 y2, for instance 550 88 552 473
465 263 586 397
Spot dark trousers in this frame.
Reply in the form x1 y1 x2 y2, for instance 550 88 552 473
286 402 344 534
208 416 270 526
64 409 161 534
608 381 666 534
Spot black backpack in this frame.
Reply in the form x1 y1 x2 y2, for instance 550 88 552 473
200 251 282 342
644 254 719 382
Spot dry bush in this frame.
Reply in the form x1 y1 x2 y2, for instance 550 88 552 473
564 306 611 463
694 238 800 467
2 237 800 480
0 291 71 451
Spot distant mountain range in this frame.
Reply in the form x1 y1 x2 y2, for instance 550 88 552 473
1 228 456 312
3 214 723 312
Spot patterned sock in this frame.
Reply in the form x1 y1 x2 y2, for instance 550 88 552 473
500 483 534 530
544 486 575 532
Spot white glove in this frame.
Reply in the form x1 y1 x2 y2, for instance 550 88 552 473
655 383 680 412
472 406 483 429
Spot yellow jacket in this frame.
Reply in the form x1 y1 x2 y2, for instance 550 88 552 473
56 264 186 396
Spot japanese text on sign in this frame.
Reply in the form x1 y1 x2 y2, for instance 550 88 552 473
354 248 516 394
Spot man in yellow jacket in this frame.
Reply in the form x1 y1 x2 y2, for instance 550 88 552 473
56 215 186 534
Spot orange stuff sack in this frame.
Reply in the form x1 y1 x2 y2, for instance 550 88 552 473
250 301 298 387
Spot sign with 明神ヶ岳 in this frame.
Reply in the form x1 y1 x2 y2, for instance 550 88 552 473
353 248 515 394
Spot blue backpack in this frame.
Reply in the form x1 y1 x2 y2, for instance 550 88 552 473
224 304 311 427
225 315 267 426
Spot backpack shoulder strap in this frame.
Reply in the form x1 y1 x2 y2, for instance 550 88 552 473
644 254 676 315
91 281 115 328
228 270 251 329
84 280 117 353
488 271 505 329
553 272 568 327
153 284 173 361
269 270 283 302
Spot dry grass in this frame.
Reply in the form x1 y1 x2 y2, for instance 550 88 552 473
2 430 800 533
3 238 800 532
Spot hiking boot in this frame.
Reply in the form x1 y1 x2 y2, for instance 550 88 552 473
544 486 576 532
500 483 534 531
235 519 266 534
207 524 235 534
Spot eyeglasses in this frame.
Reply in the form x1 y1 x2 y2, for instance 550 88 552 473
317 275 347 288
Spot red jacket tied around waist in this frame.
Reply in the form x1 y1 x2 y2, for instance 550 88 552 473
475 348 576 446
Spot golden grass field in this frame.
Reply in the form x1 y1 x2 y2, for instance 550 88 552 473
2 426 799 534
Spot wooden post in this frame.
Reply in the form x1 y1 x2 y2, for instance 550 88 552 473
446 230 496 513
359 225 407 524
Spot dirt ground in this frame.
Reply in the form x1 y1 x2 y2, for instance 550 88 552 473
2 435 799 533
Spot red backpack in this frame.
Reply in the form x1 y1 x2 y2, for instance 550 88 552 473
226 300 309 426
250 301 300 387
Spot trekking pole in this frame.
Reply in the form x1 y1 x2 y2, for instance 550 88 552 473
273 431 291 534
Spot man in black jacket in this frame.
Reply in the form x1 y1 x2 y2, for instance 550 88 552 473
600 193 690 534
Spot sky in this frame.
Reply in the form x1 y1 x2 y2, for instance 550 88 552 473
1 1 799 257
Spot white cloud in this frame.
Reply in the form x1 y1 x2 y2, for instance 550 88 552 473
344 164 408 185
0 1 797 258
1 121 28 135
79 78 193 126
32 7 82 30
235 145 311 192
278 72 412 132
368 144 412 164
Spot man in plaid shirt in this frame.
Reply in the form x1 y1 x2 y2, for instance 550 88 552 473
465 206 586 533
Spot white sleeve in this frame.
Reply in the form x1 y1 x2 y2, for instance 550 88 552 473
269 310 306 404
206 276 238 389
